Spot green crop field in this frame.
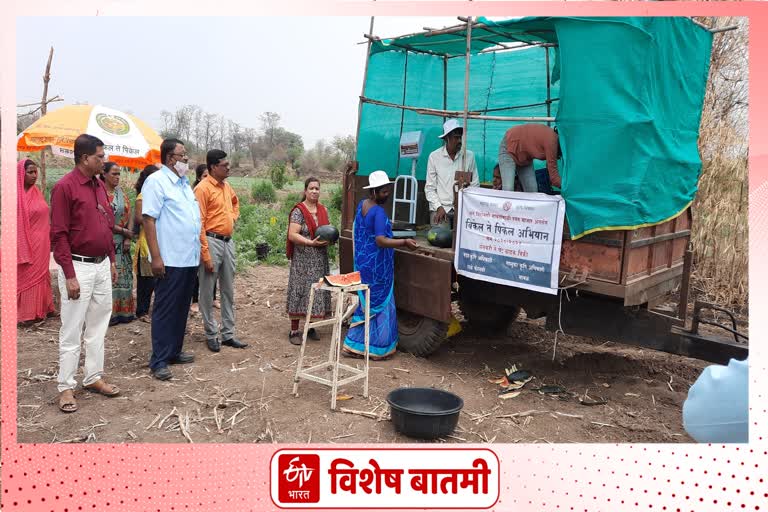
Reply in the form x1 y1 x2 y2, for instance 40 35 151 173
42 168 343 271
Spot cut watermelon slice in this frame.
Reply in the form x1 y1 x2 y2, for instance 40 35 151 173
324 271 362 287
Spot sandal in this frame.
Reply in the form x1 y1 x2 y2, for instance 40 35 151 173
342 348 394 361
341 348 364 359
289 331 303 346
59 390 78 413
84 379 120 397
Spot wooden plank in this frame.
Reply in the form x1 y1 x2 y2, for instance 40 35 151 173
394 249 453 323
620 230 632 286
626 247 650 282
560 240 622 283
628 230 691 249
339 235 354 274
624 265 684 306
557 275 626 298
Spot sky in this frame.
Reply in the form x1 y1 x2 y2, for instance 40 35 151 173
16 16 462 148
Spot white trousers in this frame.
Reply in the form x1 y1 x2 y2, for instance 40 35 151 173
56 258 112 392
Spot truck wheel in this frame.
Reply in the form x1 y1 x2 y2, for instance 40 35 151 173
459 300 521 333
396 310 448 357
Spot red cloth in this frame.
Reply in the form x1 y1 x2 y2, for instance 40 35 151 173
17 160 33 265
286 201 329 260
17 159 55 322
50 168 116 279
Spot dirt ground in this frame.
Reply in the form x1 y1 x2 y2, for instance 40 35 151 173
17 265 711 445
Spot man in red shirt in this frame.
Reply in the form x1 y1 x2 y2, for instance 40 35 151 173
50 134 120 413
498 124 562 192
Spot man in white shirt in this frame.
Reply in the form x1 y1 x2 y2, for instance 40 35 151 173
424 119 479 228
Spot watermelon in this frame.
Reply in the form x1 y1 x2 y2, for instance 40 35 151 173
324 271 362 287
315 224 340 244
426 226 452 248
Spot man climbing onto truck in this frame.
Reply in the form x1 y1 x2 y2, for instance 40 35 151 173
498 124 562 193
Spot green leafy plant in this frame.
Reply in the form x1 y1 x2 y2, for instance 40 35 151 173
269 161 287 190
251 180 276 203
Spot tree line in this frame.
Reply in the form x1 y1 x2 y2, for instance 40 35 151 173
159 105 354 175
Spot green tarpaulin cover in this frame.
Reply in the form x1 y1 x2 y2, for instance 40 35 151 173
356 17 712 239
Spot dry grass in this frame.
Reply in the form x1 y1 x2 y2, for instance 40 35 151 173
691 137 748 310
691 18 748 311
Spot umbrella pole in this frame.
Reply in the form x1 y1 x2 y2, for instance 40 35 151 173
39 46 54 193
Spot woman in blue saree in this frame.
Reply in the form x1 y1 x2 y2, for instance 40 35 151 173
342 171 418 360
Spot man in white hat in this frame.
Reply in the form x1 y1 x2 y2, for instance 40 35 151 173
424 119 479 228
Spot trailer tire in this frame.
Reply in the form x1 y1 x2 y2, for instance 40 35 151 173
459 300 521 333
396 310 448 357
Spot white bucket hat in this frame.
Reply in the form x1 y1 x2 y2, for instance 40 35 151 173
438 118 463 139
363 170 393 189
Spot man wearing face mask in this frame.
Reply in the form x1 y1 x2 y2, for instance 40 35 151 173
141 138 202 381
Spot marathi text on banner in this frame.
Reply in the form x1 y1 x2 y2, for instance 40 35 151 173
454 188 566 295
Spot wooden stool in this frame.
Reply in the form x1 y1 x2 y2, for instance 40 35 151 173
292 282 370 410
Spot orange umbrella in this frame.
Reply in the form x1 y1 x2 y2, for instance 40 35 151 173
17 104 162 169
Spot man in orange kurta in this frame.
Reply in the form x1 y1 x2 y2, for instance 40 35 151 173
498 124 562 192
194 149 248 353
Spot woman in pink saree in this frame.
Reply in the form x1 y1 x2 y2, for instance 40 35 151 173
17 158 55 323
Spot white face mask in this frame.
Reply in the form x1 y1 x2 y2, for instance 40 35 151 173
174 160 189 177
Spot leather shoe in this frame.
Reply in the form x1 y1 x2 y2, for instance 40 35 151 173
308 328 320 341
222 338 248 349
169 352 195 364
207 338 221 352
151 367 172 381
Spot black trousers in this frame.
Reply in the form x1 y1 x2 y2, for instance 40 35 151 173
149 266 197 370
135 275 155 317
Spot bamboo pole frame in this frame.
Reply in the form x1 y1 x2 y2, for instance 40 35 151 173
688 17 738 33
545 46 552 126
359 97 555 123
363 34 446 57
427 17 555 46
460 16 472 179
348 15 376 231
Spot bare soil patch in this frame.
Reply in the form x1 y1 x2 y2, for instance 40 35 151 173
17 265 706 444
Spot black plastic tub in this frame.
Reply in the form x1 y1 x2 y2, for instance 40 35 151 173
386 387 464 440
256 243 270 260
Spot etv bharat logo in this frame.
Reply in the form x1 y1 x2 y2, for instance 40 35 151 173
96 113 130 136
277 454 320 503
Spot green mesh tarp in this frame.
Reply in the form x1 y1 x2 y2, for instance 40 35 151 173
356 17 712 239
